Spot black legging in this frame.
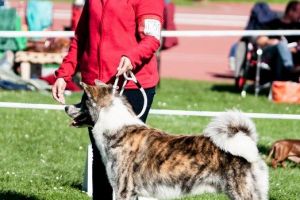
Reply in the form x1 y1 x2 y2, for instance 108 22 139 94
88 87 156 199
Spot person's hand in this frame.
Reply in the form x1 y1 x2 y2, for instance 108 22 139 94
256 36 269 47
267 38 279 46
116 56 133 77
290 47 297 53
52 78 67 104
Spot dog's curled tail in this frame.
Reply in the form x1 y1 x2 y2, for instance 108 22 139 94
203 110 259 163
267 144 275 163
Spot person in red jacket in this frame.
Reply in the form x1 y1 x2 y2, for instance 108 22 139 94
52 0 164 199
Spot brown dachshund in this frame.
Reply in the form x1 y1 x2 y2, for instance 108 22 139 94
268 139 300 168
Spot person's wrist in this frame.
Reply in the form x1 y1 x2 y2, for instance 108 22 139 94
57 77 67 84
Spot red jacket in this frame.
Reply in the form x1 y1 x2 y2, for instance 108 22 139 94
55 0 164 89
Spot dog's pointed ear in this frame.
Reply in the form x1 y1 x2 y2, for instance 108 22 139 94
80 82 92 98
107 84 114 93
94 79 107 87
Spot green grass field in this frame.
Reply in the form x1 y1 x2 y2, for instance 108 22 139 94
0 79 299 200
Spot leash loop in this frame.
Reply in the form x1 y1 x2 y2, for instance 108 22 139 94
112 71 148 119
112 76 119 95
123 71 137 83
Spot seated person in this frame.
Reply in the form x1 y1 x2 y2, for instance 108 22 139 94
256 1 300 81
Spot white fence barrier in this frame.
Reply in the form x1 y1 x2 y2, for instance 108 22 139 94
0 102 300 120
0 30 300 38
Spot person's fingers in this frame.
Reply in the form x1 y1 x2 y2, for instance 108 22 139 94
125 58 133 71
57 84 65 104
116 57 133 76
52 79 66 104
52 83 59 102
116 57 125 76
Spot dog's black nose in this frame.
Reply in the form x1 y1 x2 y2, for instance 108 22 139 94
64 106 69 112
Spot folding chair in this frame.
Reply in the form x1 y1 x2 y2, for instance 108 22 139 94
240 47 272 97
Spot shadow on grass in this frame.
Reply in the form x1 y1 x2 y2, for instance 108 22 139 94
70 181 83 190
258 144 271 155
211 83 271 97
210 84 240 94
0 191 40 200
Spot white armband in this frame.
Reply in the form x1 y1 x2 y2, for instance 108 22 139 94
143 19 161 40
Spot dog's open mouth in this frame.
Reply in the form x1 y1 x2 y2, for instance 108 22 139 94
71 112 94 127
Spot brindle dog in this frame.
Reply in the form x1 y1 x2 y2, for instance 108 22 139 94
65 80 269 200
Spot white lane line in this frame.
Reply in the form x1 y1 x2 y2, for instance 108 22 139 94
176 13 248 20
1 30 299 38
175 18 246 27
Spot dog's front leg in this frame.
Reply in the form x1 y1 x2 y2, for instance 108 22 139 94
113 189 116 200
114 192 137 200
113 185 138 200
113 166 139 200
113 190 137 200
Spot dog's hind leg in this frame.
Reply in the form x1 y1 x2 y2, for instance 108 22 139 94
225 161 268 200
288 156 300 164
225 184 252 200
251 160 269 200
280 161 287 168
273 143 291 168
271 158 279 168
224 174 253 200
